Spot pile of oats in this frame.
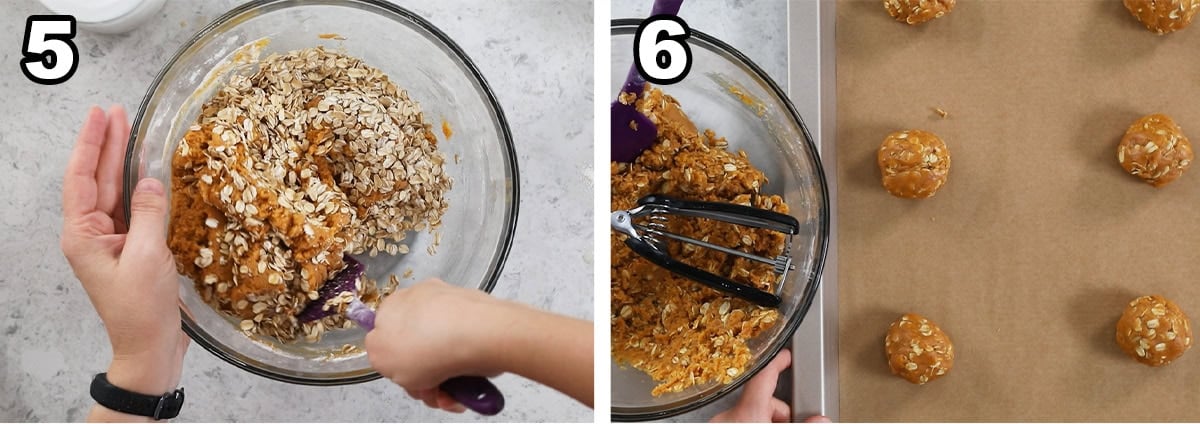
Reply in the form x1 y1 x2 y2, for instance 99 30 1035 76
167 46 451 343
611 86 786 395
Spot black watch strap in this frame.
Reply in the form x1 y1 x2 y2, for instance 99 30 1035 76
90 373 185 420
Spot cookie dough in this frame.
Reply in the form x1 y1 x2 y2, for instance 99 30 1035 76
1116 295 1192 366
885 0 956 25
1124 0 1200 34
167 47 450 342
885 313 954 384
611 86 787 396
1118 114 1193 188
878 130 951 199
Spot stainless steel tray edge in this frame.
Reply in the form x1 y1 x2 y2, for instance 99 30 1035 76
787 0 839 420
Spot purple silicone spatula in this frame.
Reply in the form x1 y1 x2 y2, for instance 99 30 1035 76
611 0 686 163
300 255 505 416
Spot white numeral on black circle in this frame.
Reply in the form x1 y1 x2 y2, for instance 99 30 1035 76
633 16 692 85
21 15 79 85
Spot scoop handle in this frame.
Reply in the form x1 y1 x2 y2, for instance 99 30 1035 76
440 376 505 416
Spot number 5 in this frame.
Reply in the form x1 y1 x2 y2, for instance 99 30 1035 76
21 15 80 85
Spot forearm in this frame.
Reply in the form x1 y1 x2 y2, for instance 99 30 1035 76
493 305 594 407
88 405 157 422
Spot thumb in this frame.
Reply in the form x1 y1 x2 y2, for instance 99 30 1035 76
125 178 169 253
738 350 791 408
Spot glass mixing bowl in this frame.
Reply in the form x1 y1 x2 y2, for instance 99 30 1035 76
610 19 829 420
122 0 518 385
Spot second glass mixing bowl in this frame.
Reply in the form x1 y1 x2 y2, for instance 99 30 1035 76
123 0 518 385
610 19 829 420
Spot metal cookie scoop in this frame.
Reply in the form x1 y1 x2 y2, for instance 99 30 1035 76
611 195 799 307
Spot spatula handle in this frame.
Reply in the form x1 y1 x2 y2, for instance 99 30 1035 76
620 0 686 95
440 376 505 416
650 0 684 16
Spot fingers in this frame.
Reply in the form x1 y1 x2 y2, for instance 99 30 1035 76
767 348 793 373
404 387 465 414
63 106 108 221
770 398 790 422
122 178 169 259
738 349 792 409
709 411 727 423
376 286 403 312
97 105 130 232
804 415 833 423
412 388 439 409
434 390 466 413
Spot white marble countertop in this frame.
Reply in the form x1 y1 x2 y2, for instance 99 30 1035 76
0 0 593 422
609 0 789 422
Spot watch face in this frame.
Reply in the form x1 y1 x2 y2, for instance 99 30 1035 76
153 387 185 420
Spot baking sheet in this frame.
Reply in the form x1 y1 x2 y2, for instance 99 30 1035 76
836 0 1200 420
787 0 841 420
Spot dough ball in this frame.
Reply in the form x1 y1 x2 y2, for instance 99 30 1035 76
1124 0 1200 34
884 0 956 25
878 130 951 199
1116 295 1192 366
1118 113 1193 188
885 313 954 384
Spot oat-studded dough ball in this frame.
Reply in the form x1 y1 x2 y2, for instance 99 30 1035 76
1124 0 1200 34
1118 114 1193 188
878 130 950 199
885 313 954 384
885 0 956 25
1116 295 1192 366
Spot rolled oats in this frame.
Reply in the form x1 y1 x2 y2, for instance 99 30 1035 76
884 0 956 26
611 86 786 395
1124 0 1200 34
1118 113 1193 188
878 129 951 199
168 46 451 342
1116 295 1192 366
884 313 954 384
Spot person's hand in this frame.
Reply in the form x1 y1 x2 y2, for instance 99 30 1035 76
60 106 188 403
711 349 832 423
364 279 508 413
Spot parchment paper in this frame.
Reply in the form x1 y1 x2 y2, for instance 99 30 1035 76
836 0 1200 420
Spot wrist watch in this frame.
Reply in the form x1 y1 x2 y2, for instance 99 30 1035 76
90 373 185 420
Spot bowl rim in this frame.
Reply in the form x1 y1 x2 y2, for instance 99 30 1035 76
122 0 520 386
609 18 830 421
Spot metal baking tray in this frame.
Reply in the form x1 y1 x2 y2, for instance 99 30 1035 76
786 0 839 420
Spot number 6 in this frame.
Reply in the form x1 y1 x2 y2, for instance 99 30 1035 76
21 15 80 85
634 16 692 85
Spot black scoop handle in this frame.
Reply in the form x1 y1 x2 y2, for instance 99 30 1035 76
625 236 782 307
